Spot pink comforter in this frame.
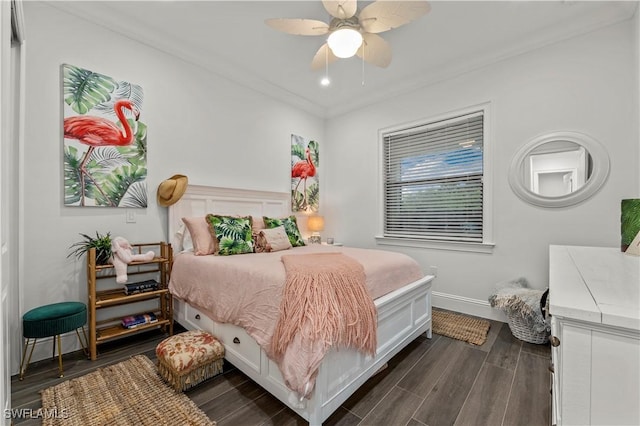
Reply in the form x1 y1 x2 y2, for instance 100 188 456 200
169 244 423 396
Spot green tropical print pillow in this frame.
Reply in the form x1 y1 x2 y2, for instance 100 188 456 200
206 215 253 256
263 215 306 247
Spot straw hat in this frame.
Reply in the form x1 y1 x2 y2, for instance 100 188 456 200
157 174 188 207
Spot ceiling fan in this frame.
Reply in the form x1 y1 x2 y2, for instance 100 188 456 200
265 0 431 70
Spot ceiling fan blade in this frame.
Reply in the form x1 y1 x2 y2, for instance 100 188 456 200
265 18 329 36
356 33 392 68
311 43 339 71
322 0 357 19
359 0 431 34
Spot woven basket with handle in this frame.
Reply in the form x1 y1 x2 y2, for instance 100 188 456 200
506 312 549 344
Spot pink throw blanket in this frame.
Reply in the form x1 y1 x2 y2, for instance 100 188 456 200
272 253 377 395
169 245 425 397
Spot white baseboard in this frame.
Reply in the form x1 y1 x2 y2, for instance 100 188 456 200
432 291 507 323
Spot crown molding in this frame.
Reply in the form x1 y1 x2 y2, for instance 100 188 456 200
45 1 328 118
325 5 637 118
46 1 635 120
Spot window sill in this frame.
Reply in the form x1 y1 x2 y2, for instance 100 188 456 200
375 236 495 254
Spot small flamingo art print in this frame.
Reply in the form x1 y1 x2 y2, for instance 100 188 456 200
291 134 319 212
62 64 147 207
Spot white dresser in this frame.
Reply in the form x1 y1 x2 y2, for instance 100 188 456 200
549 245 640 426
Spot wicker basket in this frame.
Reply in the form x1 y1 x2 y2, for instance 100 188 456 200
506 312 549 344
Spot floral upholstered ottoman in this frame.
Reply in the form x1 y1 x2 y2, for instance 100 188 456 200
156 330 225 392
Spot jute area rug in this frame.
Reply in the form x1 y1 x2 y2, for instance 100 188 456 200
40 355 216 426
432 309 491 346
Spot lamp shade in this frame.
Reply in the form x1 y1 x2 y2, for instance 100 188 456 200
307 215 325 232
327 28 363 58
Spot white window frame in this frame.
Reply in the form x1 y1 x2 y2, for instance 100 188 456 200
375 102 494 253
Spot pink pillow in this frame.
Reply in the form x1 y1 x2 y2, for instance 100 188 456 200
251 216 265 234
182 216 217 255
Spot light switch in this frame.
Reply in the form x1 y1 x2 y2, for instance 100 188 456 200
126 209 136 223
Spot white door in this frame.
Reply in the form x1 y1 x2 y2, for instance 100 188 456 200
0 0 11 421
1 1 25 424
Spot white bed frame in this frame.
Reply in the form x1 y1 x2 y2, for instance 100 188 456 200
168 185 433 425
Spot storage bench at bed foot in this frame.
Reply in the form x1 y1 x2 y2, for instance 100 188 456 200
214 321 261 374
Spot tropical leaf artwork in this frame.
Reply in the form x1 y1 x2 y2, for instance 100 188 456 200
291 134 319 212
621 199 640 252
62 63 147 207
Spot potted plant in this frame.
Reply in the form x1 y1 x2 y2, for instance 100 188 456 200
68 232 113 265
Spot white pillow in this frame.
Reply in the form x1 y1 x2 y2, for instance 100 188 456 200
173 223 194 253
255 226 292 253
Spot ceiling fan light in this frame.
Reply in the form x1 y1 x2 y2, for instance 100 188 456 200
327 28 363 59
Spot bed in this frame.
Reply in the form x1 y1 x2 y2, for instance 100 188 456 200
168 184 433 425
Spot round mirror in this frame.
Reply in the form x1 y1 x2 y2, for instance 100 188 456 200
509 131 610 208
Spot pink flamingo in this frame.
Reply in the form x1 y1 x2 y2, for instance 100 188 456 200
291 147 316 209
64 99 140 206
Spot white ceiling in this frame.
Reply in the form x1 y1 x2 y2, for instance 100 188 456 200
49 1 637 118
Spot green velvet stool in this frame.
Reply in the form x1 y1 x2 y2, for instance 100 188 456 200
20 302 88 380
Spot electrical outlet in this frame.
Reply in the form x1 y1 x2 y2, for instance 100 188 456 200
126 209 136 223
429 266 438 277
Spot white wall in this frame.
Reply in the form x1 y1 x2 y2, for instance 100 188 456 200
636 4 640 172
324 21 639 318
16 3 640 368
18 2 324 367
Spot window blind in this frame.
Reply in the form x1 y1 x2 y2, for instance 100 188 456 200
383 112 484 242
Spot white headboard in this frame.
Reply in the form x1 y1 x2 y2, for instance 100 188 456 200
168 184 290 248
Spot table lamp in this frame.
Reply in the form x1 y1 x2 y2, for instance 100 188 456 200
307 215 324 244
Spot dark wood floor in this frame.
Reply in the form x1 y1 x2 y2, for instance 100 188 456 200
11 315 551 425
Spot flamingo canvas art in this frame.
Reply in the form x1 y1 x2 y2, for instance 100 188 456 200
291 134 319 212
63 64 147 207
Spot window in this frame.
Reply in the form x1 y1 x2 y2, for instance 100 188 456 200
378 105 493 252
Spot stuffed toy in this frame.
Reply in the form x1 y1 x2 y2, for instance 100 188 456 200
110 236 155 284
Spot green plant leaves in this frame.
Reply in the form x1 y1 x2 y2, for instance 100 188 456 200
291 143 305 161
64 146 83 205
94 163 148 208
291 139 319 166
291 189 305 212
306 183 319 208
206 215 254 255
263 216 305 247
93 81 144 118
68 232 113 265
307 140 319 167
218 237 252 256
621 199 640 246
65 144 148 208
63 64 117 115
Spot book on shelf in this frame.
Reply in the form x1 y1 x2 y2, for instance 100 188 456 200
123 279 159 295
121 312 158 329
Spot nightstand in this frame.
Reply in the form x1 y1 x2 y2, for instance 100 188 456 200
321 242 343 247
